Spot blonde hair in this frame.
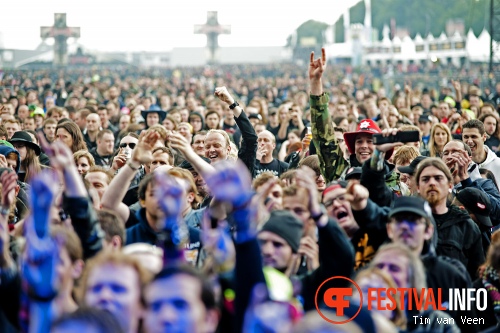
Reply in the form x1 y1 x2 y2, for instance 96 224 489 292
393 146 420 166
371 243 427 291
78 251 151 306
428 123 452 157
73 150 95 168
206 129 231 149
355 267 407 329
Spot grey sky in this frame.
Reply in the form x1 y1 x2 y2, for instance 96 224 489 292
0 0 357 52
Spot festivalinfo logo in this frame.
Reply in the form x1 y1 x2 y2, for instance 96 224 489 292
315 276 488 326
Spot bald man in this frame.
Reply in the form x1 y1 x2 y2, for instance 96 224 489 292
254 130 289 177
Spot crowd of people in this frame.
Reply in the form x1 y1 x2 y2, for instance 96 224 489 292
1 49 500 332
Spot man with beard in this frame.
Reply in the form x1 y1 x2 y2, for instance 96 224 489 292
414 158 484 278
462 119 500 187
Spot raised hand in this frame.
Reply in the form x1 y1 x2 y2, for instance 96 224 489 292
155 171 186 220
22 215 62 300
201 214 235 272
344 180 369 211
30 170 58 207
205 160 253 208
295 166 321 218
214 86 235 105
111 151 128 171
38 133 74 172
309 47 327 82
22 170 61 300
404 81 412 95
131 131 160 165
298 236 320 272
1 170 17 211
0 155 8 169
375 128 404 153
169 131 192 155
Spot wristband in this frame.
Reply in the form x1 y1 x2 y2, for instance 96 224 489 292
27 289 58 303
370 149 386 171
0 206 10 216
229 101 239 110
127 160 140 171
311 204 327 223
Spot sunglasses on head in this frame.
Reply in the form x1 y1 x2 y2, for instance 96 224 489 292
120 143 136 149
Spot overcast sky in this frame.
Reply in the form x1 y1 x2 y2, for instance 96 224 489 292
0 0 358 52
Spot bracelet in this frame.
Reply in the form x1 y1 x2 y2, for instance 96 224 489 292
127 160 140 171
370 149 386 171
0 206 10 216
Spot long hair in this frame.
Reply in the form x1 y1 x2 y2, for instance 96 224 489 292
355 267 407 329
428 123 451 157
371 243 427 291
56 121 87 153
22 146 41 183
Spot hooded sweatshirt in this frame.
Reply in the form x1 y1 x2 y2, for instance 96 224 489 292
433 204 485 279
0 146 20 174
478 146 500 188
188 112 205 133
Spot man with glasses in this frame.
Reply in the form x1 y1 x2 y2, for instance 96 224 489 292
322 181 386 270
111 133 144 188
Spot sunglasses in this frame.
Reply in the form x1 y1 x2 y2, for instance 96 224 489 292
120 143 136 149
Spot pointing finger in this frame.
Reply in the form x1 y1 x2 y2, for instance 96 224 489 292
310 51 314 64
321 47 326 64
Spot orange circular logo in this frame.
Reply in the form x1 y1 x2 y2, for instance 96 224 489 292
314 276 363 324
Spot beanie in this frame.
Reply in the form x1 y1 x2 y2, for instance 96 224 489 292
260 210 303 253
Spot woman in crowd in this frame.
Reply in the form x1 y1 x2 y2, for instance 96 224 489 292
73 150 95 176
205 110 222 130
9 131 42 183
428 123 452 158
56 121 87 154
353 266 407 330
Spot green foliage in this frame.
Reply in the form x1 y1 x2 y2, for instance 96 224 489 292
287 19 329 47
333 0 488 42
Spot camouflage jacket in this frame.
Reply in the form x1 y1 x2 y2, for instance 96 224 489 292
310 93 349 182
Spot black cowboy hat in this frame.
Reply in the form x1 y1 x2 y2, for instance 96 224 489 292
9 131 41 156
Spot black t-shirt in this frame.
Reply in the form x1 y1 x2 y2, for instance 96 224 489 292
222 122 238 135
254 159 289 178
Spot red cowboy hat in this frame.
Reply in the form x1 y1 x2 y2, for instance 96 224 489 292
343 119 393 159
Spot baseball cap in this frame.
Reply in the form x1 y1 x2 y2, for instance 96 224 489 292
345 167 362 180
456 188 492 227
388 196 433 220
248 113 262 121
397 156 428 175
418 114 432 123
